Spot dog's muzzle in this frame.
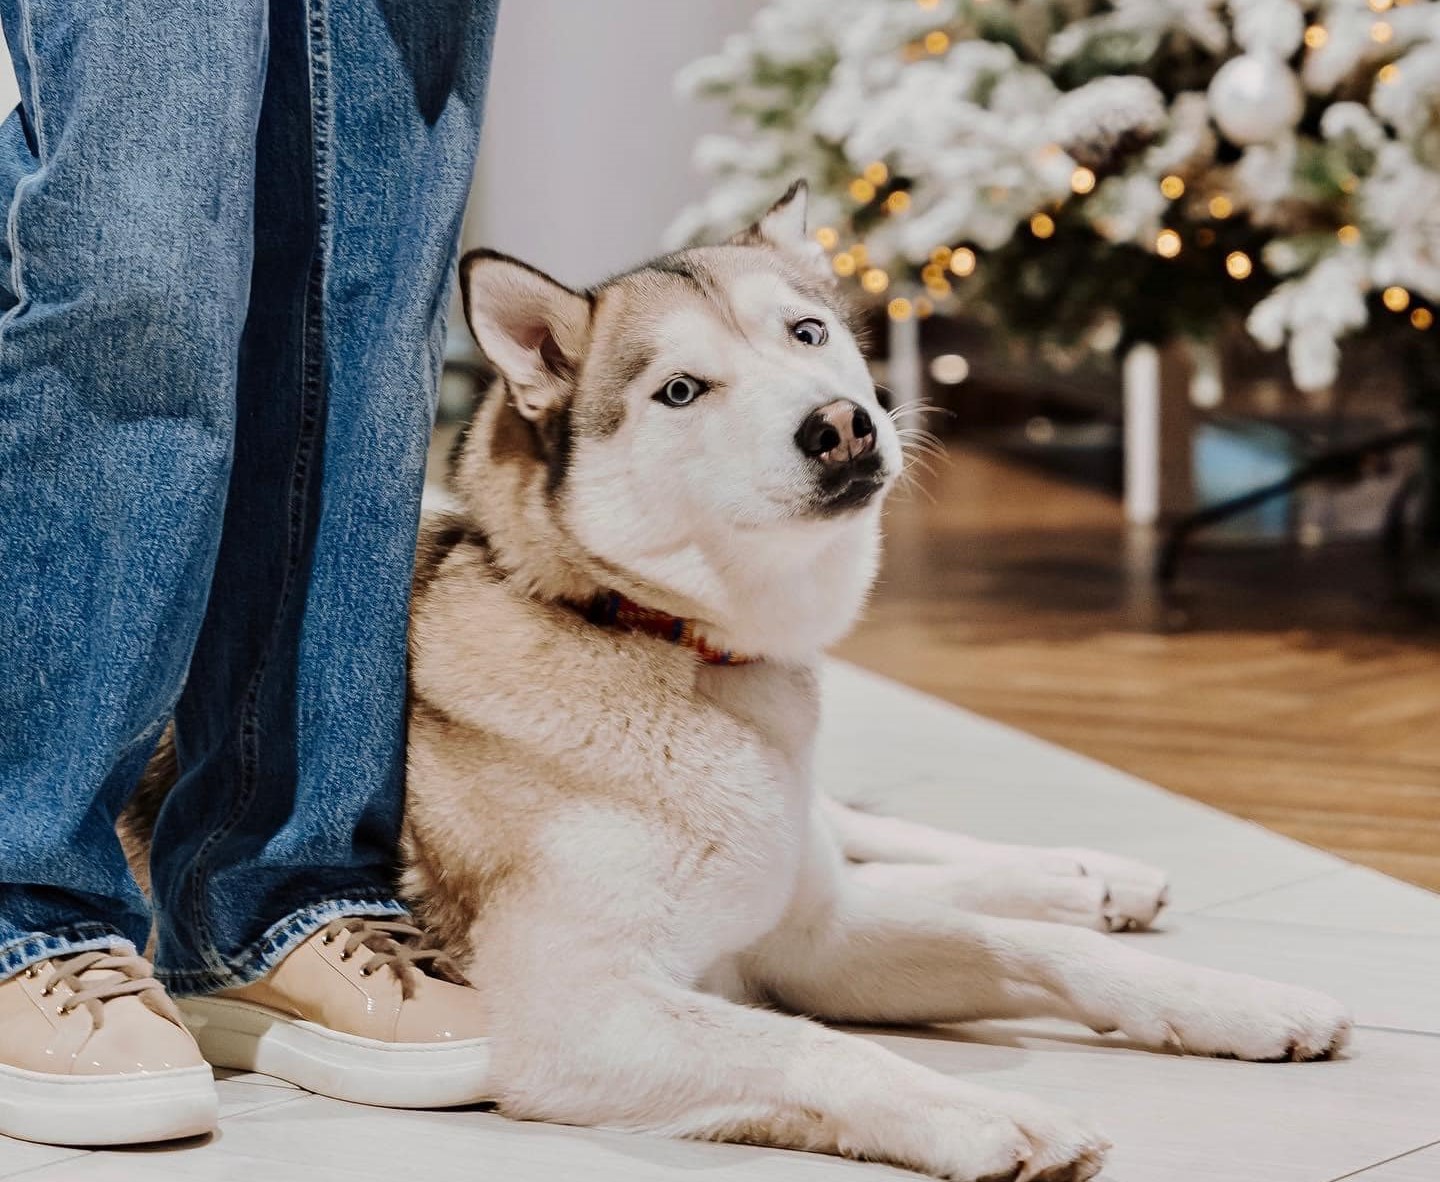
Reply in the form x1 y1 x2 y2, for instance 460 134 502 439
797 399 887 513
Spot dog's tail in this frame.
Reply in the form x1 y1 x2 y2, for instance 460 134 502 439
118 725 179 895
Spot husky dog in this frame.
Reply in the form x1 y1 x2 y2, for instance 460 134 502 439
396 182 1350 1180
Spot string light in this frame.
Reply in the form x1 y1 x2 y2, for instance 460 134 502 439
1070 166 1096 194
1371 20 1394 42
949 247 977 276
1412 308 1434 329
863 161 889 186
1226 251 1253 279
930 354 971 384
1304 24 1328 48
887 297 913 320
849 177 876 203
850 243 868 264
861 268 890 294
914 297 935 318
884 190 911 214
1378 63 1401 83
924 30 950 54
1156 229 1182 258
832 252 857 278
926 277 953 298
1340 175 1360 193
930 245 953 266
1029 212 1056 238
1160 175 1186 200
815 226 839 250
1209 194 1234 219
1383 285 1410 311
1337 224 1361 245
921 262 946 285
916 0 940 9
1369 0 1394 11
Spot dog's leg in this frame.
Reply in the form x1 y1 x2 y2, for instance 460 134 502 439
751 884 1351 1062
496 976 1109 1182
824 798 1168 930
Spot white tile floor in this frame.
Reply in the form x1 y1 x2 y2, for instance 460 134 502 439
4 662 1438 1182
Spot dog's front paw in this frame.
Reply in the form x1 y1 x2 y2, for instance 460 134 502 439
1117 971 1352 1062
1049 848 1169 932
917 1101 1107 1182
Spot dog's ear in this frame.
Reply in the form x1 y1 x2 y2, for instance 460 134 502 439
731 179 810 251
460 251 592 420
729 181 830 281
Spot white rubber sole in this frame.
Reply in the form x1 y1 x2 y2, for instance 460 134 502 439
0 1062 217 1146
178 996 493 1109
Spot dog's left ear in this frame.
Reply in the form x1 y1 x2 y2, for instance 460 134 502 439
729 181 828 279
460 250 592 421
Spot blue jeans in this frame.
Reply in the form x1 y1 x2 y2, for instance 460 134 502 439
0 0 497 992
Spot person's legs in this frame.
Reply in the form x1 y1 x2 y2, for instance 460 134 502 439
0 0 266 978
149 0 500 995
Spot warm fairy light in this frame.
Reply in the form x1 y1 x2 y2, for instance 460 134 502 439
930 245 953 265
864 161 889 186
916 0 940 9
1225 251 1253 279
926 277 953 298
1412 308 1434 329
1383 285 1410 311
1340 175 1360 193
924 30 951 54
1209 194 1234 219
1304 24 1329 48
1156 229 1182 258
832 252 857 277
1070 166 1096 194
861 268 890 294
1378 63 1401 83
1029 212 1056 238
815 226 839 250
1160 175 1186 200
921 262 945 285
930 353 971 384
849 177 877 203
1337 224 1361 245
914 296 935 318
884 190 912 214
1369 0 1394 11
949 246 977 276
887 297 913 320
1371 20 1394 42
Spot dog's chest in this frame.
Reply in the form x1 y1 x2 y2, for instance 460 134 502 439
666 663 820 961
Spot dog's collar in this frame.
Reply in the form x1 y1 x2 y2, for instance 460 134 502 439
571 591 760 666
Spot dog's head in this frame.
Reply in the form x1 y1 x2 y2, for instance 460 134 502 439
452 182 902 658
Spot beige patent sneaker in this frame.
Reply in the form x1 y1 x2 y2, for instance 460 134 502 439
177 917 491 1108
0 950 218 1146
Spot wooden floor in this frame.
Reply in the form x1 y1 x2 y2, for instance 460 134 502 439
835 443 1440 891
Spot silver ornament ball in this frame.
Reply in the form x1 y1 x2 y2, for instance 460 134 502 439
1207 53 1303 146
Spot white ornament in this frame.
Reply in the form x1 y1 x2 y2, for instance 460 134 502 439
1207 54 1303 145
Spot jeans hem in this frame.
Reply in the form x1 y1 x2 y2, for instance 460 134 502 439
157 893 408 996
0 924 136 981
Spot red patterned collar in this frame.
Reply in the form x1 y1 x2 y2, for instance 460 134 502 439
572 591 760 666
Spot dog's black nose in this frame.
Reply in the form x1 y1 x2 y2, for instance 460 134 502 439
796 400 876 466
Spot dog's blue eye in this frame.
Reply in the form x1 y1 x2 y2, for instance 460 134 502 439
791 318 827 346
655 375 705 407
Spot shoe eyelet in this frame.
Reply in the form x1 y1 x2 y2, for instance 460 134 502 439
56 1004 71 1017
23 966 39 979
339 952 351 961
40 987 52 997
321 934 335 945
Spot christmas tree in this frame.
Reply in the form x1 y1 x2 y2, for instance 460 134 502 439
672 0 1440 398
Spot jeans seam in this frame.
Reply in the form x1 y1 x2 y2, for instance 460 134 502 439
0 924 135 980
16 0 47 159
179 0 336 975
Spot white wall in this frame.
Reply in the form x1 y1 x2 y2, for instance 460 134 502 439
0 28 18 115
466 0 761 286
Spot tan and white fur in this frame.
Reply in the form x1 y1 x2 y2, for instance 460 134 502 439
402 183 1351 1182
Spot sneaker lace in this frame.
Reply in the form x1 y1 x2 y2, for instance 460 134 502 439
320 918 461 998
37 951 177 1029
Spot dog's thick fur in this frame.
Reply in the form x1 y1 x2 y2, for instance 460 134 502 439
129 184 1351 1182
